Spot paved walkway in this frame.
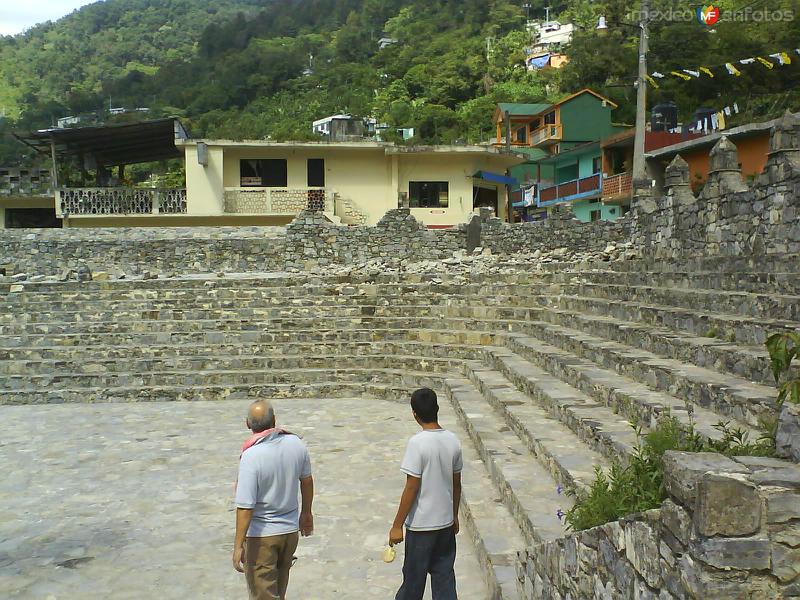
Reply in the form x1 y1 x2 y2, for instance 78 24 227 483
0 398 488 599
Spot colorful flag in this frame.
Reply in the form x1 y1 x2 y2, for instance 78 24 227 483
699 67 714 78
671 71 693 80
645 75 660 88
756 57 774 69
683 69 700 78
724 63 741 76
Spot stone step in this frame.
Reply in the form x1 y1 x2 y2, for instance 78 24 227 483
463 364 608 493
0 366 445 392
0 326 503 349
480 351 638 464
535 305 779 387
509 318 778 428
0 341 484 373
548 293 799 346
502 333 761 445
444 377 572 547
541 269 800 295
0 378 432 405
550 281 800 322
0 353 464 378
436 410 525 600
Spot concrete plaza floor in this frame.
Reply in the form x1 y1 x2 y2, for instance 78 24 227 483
0 398 488 599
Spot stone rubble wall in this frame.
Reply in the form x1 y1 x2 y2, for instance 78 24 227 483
0 227 286 276
516 451 800 599
1 115 799 277
283 209 464 271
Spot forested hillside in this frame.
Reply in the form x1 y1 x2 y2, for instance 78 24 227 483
1 0 799 164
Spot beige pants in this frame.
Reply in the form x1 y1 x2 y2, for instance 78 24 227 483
244 532 299 600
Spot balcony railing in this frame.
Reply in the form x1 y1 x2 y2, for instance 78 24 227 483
536 173 601 206
224 187 334 215
529 123 562 146
57 188 187 216
601 172 633 202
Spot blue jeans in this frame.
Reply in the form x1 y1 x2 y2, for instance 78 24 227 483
395 526 457 600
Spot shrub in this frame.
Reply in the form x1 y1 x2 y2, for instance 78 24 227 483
766 331 800 405
564 414 775 531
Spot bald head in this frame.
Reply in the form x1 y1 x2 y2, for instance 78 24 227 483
246 400 276 432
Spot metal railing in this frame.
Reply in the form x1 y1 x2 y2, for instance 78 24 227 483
57 188 187 216
223 187 334 215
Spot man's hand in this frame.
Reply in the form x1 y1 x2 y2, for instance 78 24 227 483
232 544 245 573
300 511 314 537
453 516 459 536
389 526 404 546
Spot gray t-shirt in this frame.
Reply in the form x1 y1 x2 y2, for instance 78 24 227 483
400 428 463 531
235 432 312 537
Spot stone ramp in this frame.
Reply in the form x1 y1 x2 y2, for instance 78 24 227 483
0 260 792 598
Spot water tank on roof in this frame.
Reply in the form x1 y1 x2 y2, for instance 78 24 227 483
693 107 716 132
651 102 678 132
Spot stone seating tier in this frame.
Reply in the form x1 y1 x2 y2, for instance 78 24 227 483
2 258 798 599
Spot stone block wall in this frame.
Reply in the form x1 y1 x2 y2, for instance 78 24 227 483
0 227 286 276
516 451 800 599
284 209 465 271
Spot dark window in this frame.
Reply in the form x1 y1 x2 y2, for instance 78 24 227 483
307 158 325 187
409 181 449 208
531 118 541 130
590 209 602 222
240 159 287 187
592 156 602 174
544 111 556 125
515 126 527 143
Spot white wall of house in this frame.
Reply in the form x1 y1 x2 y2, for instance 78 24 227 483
181 141 521 226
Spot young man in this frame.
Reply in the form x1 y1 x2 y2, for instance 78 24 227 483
233 399 314 600
389 388 463 600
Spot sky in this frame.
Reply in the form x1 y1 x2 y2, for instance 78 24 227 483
0 1 96 36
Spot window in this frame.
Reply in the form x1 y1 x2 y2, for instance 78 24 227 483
515 126 527 143
531 118 541 130
544 111 556 125
592 156 602 174
590 209 602 222
307 158 325 187
240 159 287 187
409 181 449 208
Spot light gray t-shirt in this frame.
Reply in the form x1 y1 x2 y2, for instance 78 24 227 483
235 432 312 537
400 428 463 531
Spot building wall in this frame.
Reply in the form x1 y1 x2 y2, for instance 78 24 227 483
185 144 225 215
559 94 617 142
571 199 621 223
398 154 490 226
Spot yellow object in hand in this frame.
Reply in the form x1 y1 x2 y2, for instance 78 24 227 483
383 546 396 563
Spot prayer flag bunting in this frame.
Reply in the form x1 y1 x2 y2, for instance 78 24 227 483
725 63 741 76
683 69 700 78
699 67 714 78
740 58 756 65
651 71 665 78
756 57 774 69
645 75 660 88
671 71 692 80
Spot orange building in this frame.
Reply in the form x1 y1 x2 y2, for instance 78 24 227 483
645 116 785 192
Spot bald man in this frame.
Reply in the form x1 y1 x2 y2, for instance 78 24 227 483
233 400 314 600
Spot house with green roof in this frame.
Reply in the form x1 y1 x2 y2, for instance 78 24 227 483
493 89 629 221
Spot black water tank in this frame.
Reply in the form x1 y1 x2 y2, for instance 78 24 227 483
651 101 678 132
693 107 716 131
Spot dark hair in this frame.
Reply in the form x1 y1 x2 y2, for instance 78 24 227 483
411 388 439 423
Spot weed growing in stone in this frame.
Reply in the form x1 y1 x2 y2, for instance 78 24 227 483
564 414 775 531
766 331 800 405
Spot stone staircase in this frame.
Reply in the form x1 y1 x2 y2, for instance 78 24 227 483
1 256 796 598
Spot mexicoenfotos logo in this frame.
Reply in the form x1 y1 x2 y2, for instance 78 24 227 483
697 4 721 26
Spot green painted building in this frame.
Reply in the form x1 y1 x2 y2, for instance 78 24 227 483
494 89 629 222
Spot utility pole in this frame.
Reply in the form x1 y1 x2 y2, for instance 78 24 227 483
632 0 650 186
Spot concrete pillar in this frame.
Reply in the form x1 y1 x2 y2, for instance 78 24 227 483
702 136 748 198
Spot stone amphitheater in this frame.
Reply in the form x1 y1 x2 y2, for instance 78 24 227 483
1 116 800 599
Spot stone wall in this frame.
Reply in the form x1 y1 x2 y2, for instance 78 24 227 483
283 209 465 271
516 451 800 599
0 227 286 276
